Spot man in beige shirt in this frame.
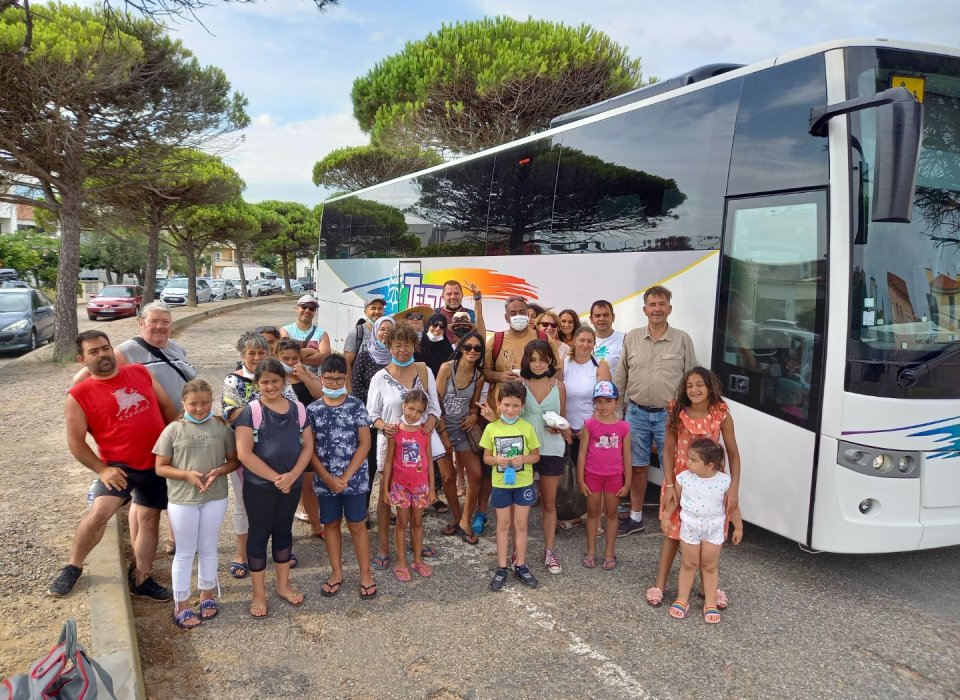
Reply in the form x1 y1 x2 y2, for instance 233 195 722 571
613 285 697 536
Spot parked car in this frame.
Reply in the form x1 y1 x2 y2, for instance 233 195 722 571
297 277 315 292
209 278 239 301
250 278 279 297
160 277 211 305
154 278 169 298
0 279 31 289
0 288 55 354
227 278 252 297
87 284 144 321
288 279 304 294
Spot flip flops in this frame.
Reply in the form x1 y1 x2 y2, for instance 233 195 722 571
454 525 479 545
581 555 596 569
371 553 390 570
442 522 459 536
601 556 617 571
359 582 378 599
411 562 433 578
393 566 412 582
229 562 249 579
278 589 305 607
321 579 343 597
249 602 269 619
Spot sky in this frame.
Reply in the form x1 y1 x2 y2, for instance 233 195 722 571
153 0 959 206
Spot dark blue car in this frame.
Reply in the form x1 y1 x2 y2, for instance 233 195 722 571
0 288 56 354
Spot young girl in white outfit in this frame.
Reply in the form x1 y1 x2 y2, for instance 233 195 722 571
662 438 742 624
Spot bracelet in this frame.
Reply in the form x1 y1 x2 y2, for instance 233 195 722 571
473 294 481 300
664 483 675 487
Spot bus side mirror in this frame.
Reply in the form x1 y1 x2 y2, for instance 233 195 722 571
810 87 923 224
871 97 923 223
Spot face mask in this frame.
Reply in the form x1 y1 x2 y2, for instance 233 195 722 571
509 315 529 332
427 330 445 342
452 326 471 339
184 411 213 424
322 386 346 398
500 413 520 425
279 362 295 375
400 415 421 426
391 356 415 367
374 339 387 349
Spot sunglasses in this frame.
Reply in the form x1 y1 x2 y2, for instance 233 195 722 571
429 321 446 328
255 326 279 334
461 344 482 353
406 313 423 320
539 321 558 328
299 304 319 311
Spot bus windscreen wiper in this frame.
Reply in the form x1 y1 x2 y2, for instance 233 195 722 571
895 344 960 388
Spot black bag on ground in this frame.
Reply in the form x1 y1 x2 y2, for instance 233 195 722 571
1 619 117 699
555 452 587 521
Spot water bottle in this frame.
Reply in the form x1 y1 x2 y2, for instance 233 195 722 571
504 467 516 486
86 479 98 509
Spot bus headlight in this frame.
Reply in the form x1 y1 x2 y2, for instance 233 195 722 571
872 454 892 473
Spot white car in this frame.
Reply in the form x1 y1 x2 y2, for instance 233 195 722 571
209 279 239 301
289 279 304 294
160 278 212 305
227 279 252 297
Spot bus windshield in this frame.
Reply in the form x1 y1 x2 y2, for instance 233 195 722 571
846 47 960 399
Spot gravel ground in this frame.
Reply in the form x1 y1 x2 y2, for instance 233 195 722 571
2 301 959 700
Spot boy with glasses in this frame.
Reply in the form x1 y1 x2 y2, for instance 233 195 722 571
306 353 378 599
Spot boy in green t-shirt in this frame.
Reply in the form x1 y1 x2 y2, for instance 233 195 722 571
479 380 540 591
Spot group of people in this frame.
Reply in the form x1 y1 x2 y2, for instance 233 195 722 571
48 280 743 628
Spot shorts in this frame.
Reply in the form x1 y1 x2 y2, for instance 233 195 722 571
490 485 537 508
317 491 369 524
627 403 666 468
679 514 726 546
389 481 431 509
91 463 167 510
535 455 565 477
445 423 473 453
584 471 624 494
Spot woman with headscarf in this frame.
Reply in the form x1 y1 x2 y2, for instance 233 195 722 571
351 315 395 520
419 313 454 377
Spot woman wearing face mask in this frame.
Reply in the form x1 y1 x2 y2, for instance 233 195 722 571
351 315 395 521
420 313 454 377
365 325 445 571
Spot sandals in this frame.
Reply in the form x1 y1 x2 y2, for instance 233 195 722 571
431 500 450 514
278 589 305 607
581 555 596 569
249 602 269 618
454 525 479 545
173 608 201 629
393 566 412 582
704 607 722 624
645 586 664 607
601 556 617 571
359 582 378 599
411 562 433 578
321 579 343 597
198 598 219 620
229 562 249 579
288 553 298 569
371 553 390 570
696 587 730 610
669 600 689 620
442 522 459 536
419 545 439 559
557 520 576 532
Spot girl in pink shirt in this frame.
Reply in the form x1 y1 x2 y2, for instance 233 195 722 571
576 381 631 571
381 390 436 582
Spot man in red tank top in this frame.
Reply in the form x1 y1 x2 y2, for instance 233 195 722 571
48 331 177 600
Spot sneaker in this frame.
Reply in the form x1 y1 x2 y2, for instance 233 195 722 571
617 518 645 538
544 549 562 575
130 574 172 602
48 565 82 597
489 567 509 592
514 564 539 589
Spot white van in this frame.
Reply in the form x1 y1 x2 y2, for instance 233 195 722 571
219 266 275 280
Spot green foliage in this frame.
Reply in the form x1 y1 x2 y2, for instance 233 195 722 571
352 16 645 153
0 230 57 283
254 201 319 287
312 144 443 191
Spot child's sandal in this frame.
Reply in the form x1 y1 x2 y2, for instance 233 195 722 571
704 607 722 624
645 586 664 607
668 600 689 619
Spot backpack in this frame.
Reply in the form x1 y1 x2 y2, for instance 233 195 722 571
249 399 307 444
490 330 548 366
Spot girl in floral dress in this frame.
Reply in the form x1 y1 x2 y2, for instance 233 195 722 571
645 367 741 608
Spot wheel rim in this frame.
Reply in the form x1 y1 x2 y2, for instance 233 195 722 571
29 330 37 351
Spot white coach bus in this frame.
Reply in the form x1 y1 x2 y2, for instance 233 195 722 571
314 39 960 554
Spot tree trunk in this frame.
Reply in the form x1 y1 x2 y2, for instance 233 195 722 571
185 239 198 307
280 251 291 294
104 268 114 285
143 216 161 302
52 189 82 361
235 244 248 298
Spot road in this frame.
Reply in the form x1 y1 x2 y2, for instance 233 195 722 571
126 304 960 700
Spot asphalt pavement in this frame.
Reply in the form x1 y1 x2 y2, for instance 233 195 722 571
126 304 960 700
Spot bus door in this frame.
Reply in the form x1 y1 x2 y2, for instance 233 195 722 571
712 191 828 544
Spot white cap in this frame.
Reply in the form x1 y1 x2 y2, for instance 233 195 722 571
297 294 318 306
